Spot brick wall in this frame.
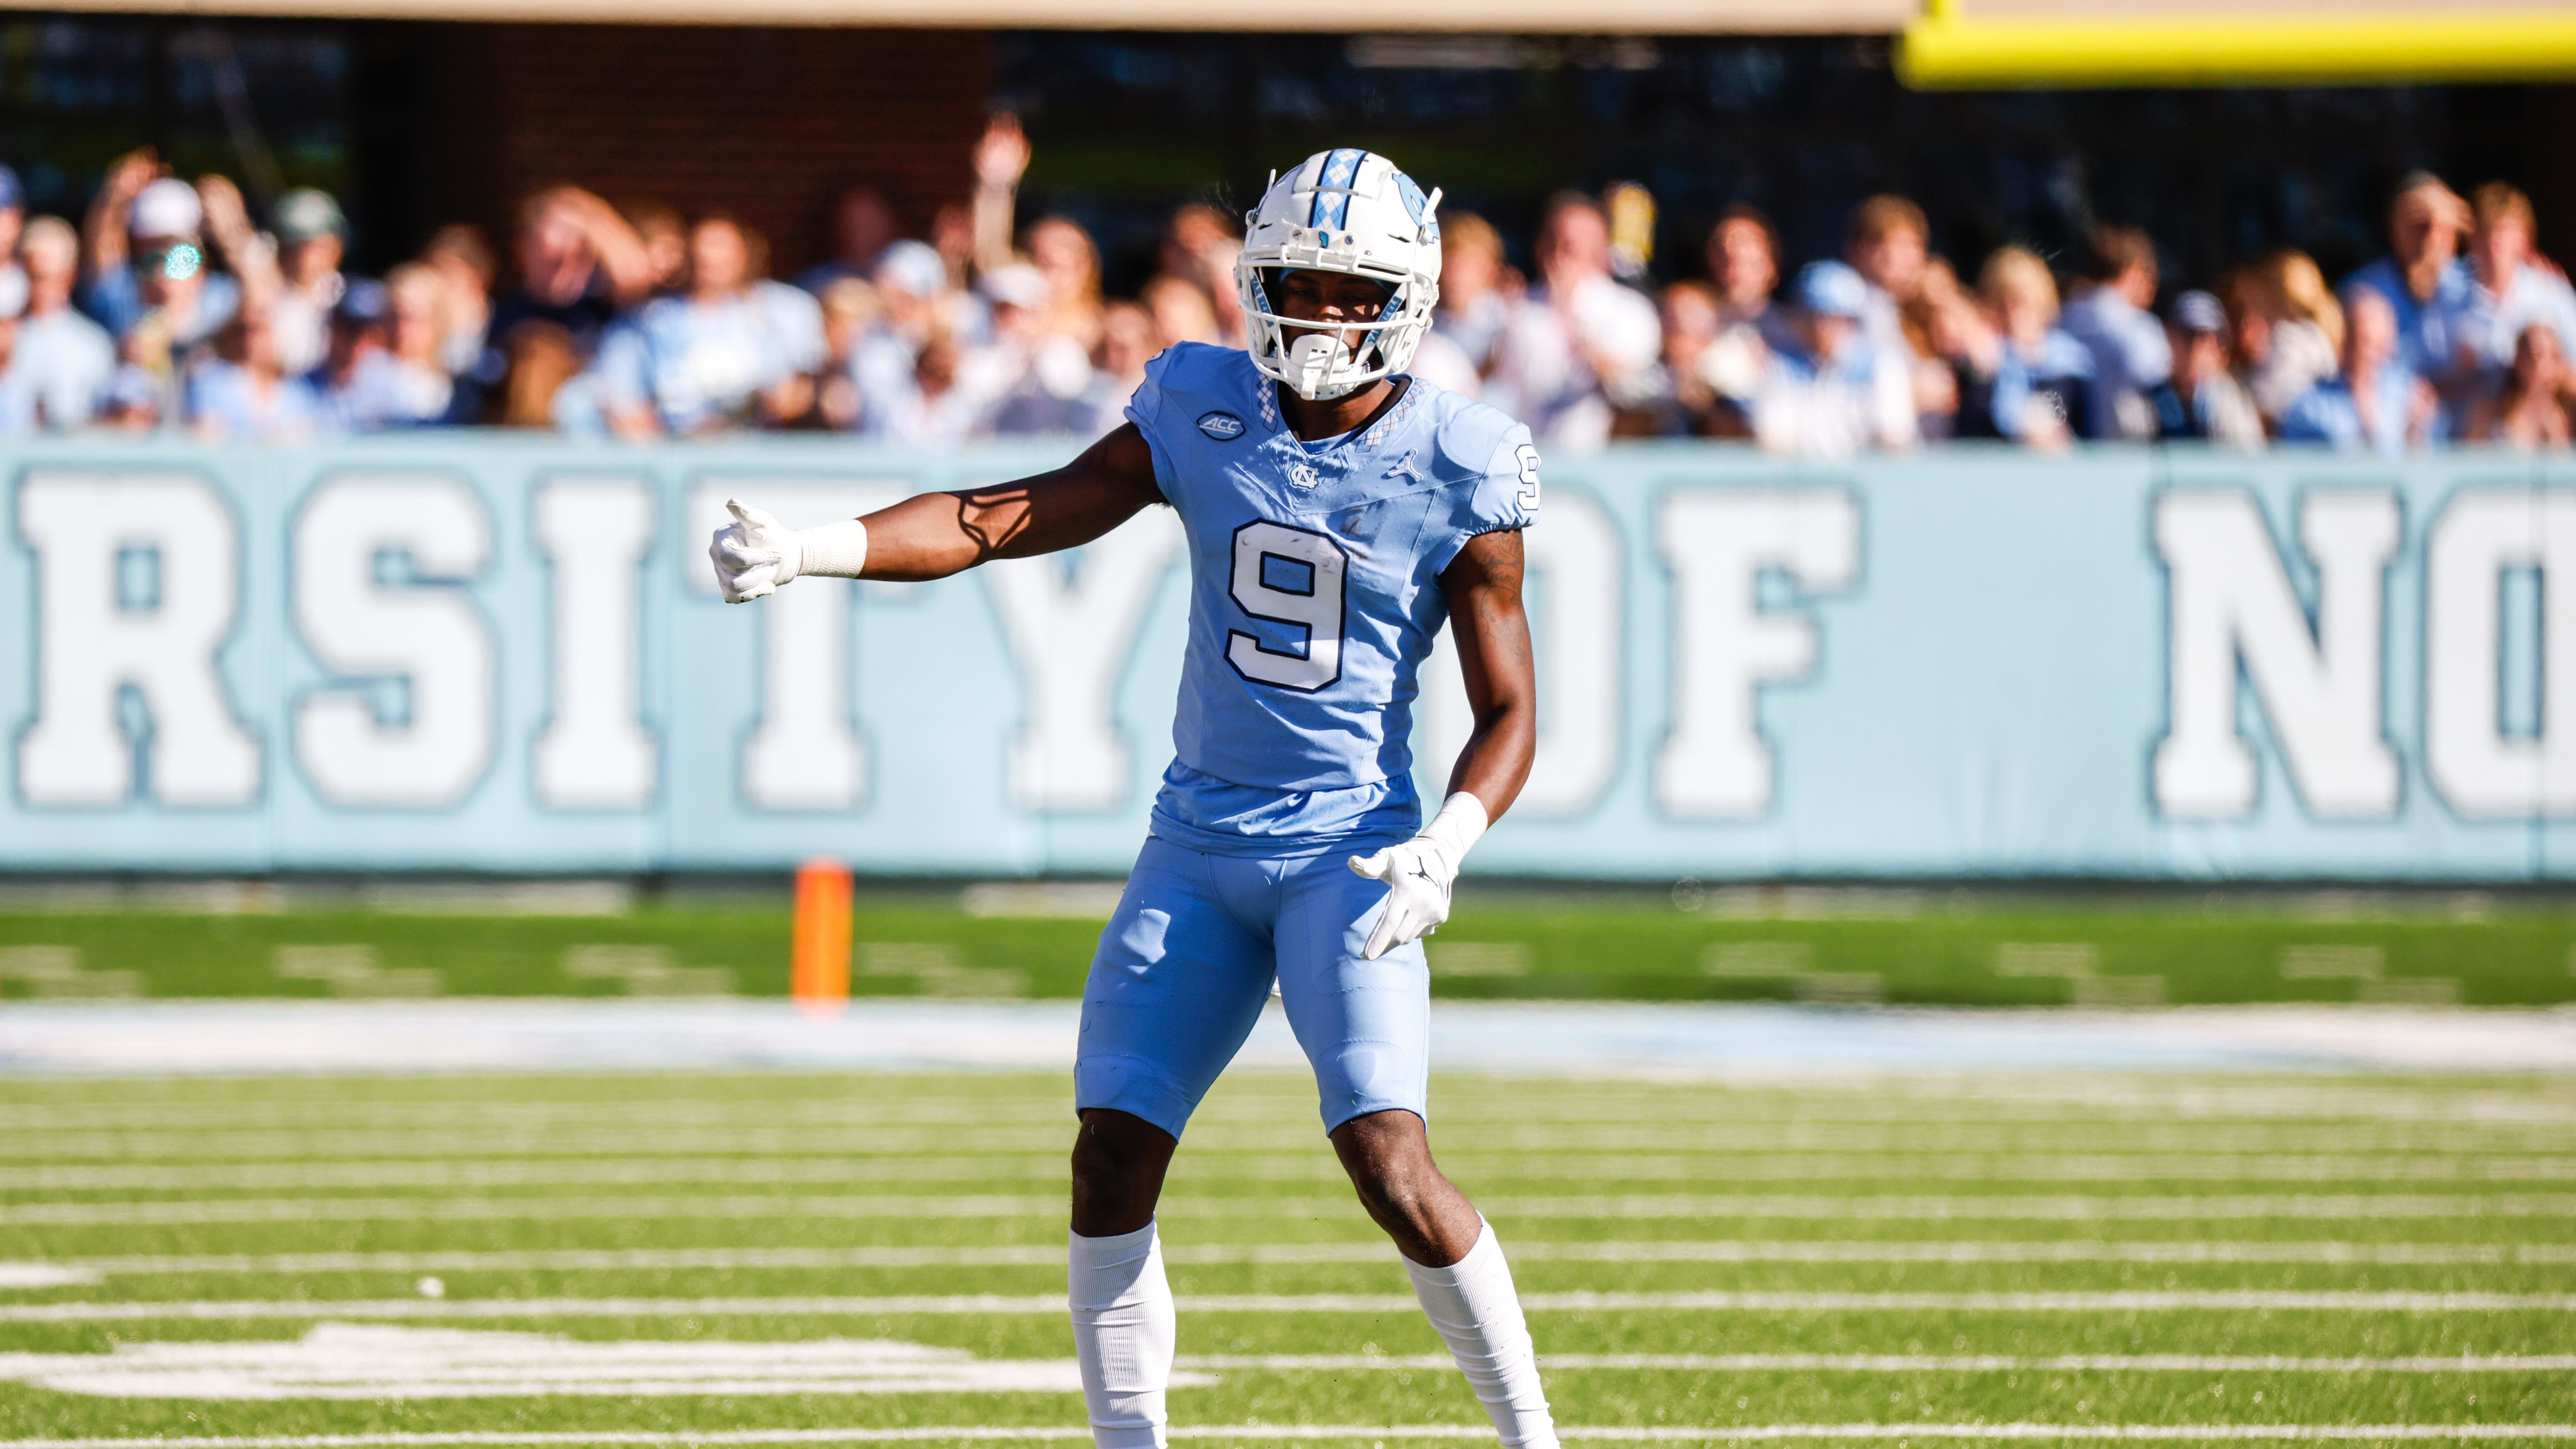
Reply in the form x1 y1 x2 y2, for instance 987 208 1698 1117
408 24 991 279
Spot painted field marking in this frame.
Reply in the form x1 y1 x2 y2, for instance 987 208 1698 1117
1189 1353 2576 1374
14 1239 2575 1281
13 1154 2576 1191
9 1289 2576 1323
13 1191 2575 1228
7 1423 2576 1446
15 1129 2571 1163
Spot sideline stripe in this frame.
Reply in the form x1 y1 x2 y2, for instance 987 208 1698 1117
7 1290 2576 1322
10 1192 2570 1228
13 1155 2576 1190
5 1424 2576 1446
1188 1353 2576 1373
25 1239 2576 1278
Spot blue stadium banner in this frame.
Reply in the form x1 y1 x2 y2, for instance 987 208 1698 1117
4 438 2572 878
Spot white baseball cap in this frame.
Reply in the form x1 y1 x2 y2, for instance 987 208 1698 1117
130 177 203 240
977 263 1050 311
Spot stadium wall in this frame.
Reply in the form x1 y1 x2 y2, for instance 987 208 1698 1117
5 439 2573 881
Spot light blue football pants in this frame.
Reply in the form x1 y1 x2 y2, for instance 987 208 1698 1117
1073 834 1431 1138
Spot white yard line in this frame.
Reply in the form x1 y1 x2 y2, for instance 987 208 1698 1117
7 1290 2576 1323
10 1128 2570 1160
16 1239 2574 1279
8 1424 2576 1447
12 1156 2576 1191
10 1192 2572 1229
1190 1353 2576 1373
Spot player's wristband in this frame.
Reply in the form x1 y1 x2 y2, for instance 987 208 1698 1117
796 519 871 580
1416 791 1489 876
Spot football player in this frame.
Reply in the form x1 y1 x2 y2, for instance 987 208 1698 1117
709 149 1552 1449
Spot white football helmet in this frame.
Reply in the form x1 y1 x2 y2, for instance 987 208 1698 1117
1236 149 1444 401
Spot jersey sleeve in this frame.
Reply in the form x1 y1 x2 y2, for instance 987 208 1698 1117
1425 406 1539 575
1122 347 1182 507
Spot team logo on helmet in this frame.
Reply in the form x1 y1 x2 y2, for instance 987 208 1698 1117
1197 410 1247 441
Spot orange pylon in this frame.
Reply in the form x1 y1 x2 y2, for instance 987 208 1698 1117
790 858 852 1015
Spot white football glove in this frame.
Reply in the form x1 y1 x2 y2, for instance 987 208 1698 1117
708 500 801 603
1348 792 1490 961
708 499 870 604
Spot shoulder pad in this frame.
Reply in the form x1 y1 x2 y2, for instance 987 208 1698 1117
1431 398 1523 479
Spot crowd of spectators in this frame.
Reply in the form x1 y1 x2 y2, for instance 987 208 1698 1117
1 127 2571 457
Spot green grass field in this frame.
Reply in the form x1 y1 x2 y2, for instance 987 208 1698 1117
1 1068 2573 1445
5 891 2576 1005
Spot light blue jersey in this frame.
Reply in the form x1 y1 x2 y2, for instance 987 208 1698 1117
1127 341 1536 857
1082 340 1536 1139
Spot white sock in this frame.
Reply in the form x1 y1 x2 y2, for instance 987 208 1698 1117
1069 1221 1175 1449
1404 1220 1558 1449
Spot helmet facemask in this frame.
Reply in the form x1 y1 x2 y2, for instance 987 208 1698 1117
1235 150 1444 403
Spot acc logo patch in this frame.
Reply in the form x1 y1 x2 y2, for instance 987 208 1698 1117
1197 411 1247 441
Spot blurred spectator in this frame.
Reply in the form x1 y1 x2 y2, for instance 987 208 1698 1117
971 112 1033 276
592 213 814 437
1967 246 2092 448
307 278 391 432
2278 286 2435 454
2149 290 2263 448
1430 212 1516 372
2456 183 2576 400
2060 225 2171 440
487 322 582 428
1846 194 1930 365
865 324 992 445
5 216 115 429
1141 273 1220 350
797 187 899 295
486 186 655 366
1617 280 1745 437
0 165 25 320
420 224 496 378
79 154 257 351
1752 260 1916 458
97 308 176 431
849 238 949 430
320 267 459 431
1157 203 1245 346
2344 172 2474 393
1026 216 1103 347
267 188 349 376
808 277 879 431
980 261 1094 433
0 285 29 435
930 202 978 298
1079 300 1159 434
1485 192 1661 448
1898 257 1976 438
2464 323 2573 448
1698 205 1780 403
185 306 324 443
623 201 689 296
2243 250 2343 423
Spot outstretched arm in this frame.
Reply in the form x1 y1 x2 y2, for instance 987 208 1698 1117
1348 526 1537 960
709 424 1162 602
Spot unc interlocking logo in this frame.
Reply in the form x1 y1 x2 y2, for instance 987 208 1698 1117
1287 462 1322 490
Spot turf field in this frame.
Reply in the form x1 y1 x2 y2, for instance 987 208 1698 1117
1 1067 2572 1444
5 892 2575 1005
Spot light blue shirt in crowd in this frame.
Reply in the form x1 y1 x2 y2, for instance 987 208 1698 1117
2451 264 2576 384
594 289 816 433
2277 366 2419 456
315 351 457 433
183 360 326 443
79 266 241 348
2 307 116 428
1990 329 2095 440
2058 287 2172 439
2344 256 2476 385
